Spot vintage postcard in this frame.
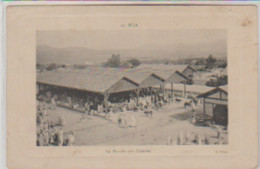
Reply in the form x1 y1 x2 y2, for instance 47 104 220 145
5 3 258 169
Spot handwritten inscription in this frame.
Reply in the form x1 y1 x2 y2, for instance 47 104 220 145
215 150 228 154
106 148 151 154
120 23 138 28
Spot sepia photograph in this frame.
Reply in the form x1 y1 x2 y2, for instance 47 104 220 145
6 4 258 169
36 30 228 146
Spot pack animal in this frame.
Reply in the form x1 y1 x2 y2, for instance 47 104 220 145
144 110 153 117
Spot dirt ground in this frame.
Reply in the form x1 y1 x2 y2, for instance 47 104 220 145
39 101 228 146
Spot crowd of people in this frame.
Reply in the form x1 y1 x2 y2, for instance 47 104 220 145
37 86 184 114
167 127 225 145
36 85 210 146
36 104 75 146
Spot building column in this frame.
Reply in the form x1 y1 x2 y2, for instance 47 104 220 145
134 89 140 106
104 93 110 113
203 98 206 114
171 82 173 101
183 80 187 97
162 82 165 100
212 103 215 117
149 87 152 96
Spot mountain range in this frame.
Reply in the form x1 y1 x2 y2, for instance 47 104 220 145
37 45 226 65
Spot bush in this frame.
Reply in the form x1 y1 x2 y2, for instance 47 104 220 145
205 76 227 87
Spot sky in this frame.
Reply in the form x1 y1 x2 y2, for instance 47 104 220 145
37 30 227 64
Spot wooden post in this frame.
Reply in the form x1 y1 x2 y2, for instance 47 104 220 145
134 89 140 106
171 82 173 100
104 93 110 113
149 87 152 96
212 103 214 117
150 87 154 104
203 98 206 114
184 80 187 97
162 82 165 100
72 89 75 108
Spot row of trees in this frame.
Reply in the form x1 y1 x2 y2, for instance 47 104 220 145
205 76 228 87
104 54 141 68
38 54 226 72
37 54 142 72
194 55 227 69
141 54 226 70
36 63 89 71
36 63 66 71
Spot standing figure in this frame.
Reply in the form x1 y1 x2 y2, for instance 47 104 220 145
216 126 223 140
167 136 172 145
38 133 44 146
191 100 196 112
67 131 75 146
185 131 192 145
197 135 204 145
42 129 49 146
204 135 210 145
57 128 64 146
177 132 185 145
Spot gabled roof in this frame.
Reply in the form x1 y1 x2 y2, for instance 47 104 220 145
167 71 190 83
124 68 188 85
138 74 165 88
153 83 214 94
137 64 196 73
123 68 154 84
37 66 193 94
221 68 228 76
219 85 228 93
37 67 137 94
197 85 228 98
149 69 175 80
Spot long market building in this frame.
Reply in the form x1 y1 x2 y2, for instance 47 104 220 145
37 66 192 112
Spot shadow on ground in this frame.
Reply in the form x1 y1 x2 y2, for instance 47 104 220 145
170 110 194 121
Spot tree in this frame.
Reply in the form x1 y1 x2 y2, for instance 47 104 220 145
205 76 227 87
206 54 216 69
105 54 121 67
36 63 45 71
128 59 141 67
218 62 227 68
194 58 206 65
46 63 57 71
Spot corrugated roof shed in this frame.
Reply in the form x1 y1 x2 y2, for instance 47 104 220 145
197 85 228 98
148 69 173 80
138 74 165 88
137 64 195 73
57 66 188 83
58 67 154 85
37 66 192 94
123 68 154 84
124 68 187 87
37 67 138 94
166 71 190 83
153 83 214 95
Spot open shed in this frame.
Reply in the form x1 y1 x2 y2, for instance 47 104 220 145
37 68 139 111
198 85 228 126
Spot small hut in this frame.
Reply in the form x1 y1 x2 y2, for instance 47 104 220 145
197 85 228 126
